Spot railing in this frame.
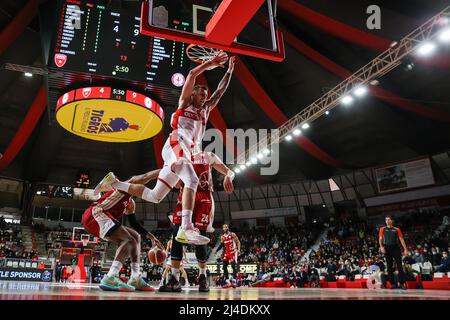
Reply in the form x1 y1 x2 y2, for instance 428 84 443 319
0 258 42 269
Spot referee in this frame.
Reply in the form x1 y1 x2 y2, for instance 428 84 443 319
379 215 409 290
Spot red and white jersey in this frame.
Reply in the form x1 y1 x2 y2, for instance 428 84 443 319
192 152 214 192
90 190 132 220
175 152 214 199
221 232 236 254
170 104 209 154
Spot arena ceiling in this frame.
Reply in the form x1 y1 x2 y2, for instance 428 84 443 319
1 0 450 191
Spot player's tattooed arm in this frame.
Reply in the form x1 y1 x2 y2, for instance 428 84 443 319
179 53 228 108
127 169 161 185
206 56 236 110
126 207 162 247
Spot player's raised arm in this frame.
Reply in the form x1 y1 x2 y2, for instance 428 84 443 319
178 53 229 108
207 152 235 193
205 56 236 110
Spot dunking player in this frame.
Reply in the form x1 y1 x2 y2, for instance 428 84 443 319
160 151 235 292
94 55 236 246
216 224 241 284
82 170 162 292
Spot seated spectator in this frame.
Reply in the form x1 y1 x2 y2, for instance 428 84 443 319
412 249 425 264
436 251 449 273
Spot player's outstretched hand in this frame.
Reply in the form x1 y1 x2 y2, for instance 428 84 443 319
223 175 234 193
148 233 163 249
206 51 228 69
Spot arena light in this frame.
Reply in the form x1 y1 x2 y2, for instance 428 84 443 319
251 157 258 164
246 161 252 166
341 95 354 105
240 164 246 170
234 168 241 174
416 42 436 56
301 123 310 129
24 72 33 77
257 153 263 159
354 86 368 97
438 27 450 43
293 128 301 136
285 134 293 141
263 148 270 155
325 110 330 115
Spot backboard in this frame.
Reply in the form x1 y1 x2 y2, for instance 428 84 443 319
140 0 285 62
71 227 98 246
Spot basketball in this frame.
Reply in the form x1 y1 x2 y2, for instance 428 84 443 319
148 246 167 265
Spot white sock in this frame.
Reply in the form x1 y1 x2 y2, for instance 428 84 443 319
112 181 131 193
107 260 123 277
181 210 193 229
131 262 140 279
199 268 206 276
171 267 180 281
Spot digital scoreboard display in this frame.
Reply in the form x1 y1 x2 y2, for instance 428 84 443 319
75 171 90 188
47 0 189 87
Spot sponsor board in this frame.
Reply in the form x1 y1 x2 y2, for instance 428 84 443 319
0 268 53 282
56 87 164 143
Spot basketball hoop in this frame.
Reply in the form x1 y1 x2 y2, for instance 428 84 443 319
81 238 89 247
186 44 224 70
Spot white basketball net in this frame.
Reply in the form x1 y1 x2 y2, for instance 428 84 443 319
186 44 221 64
81 238 89 247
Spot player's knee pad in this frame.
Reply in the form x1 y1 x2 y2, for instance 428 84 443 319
172 160 198 191
195 244 207 263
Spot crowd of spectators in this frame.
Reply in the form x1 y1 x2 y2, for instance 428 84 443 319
212 209 449 287
0 217 38 260
233 222 321 266
3 207 449 287
296 209 450 285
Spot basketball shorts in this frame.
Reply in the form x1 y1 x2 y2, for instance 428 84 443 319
162 134 194 168
224 251 237 263
82 206 121 240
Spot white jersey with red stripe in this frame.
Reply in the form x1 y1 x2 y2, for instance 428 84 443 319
163 104 209 164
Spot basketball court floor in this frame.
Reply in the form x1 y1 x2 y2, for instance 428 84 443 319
0 281 449 300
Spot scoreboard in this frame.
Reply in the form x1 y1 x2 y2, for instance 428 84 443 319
46 0 189 87
75 171 90 188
